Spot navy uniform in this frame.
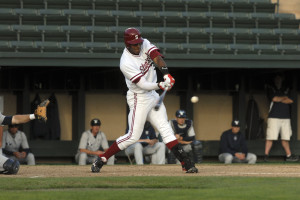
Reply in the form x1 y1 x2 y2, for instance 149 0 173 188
219 120 257 164
169 110 202 164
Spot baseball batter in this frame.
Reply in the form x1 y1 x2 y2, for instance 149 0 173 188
91 27 198 173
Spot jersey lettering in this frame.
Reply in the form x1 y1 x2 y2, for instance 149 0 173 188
140 55 153 75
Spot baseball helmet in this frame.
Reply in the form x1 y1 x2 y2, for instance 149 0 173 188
124 27 144 48
175 110 187 118
91 118 101 126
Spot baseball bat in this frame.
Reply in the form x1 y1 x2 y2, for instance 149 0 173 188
154 89 168 111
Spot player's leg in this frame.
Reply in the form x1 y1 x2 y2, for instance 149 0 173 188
264 140 273 155
264 118 280 160
91 93 151 172
132 143 144 165
147 103 175 144
125 144 135 157
78 152 88 165
173 144 192 164
192 140 203 163
218 153 233 164
106 155 115 165
153 142 166 164
280 119 293 156
26 153 35 165
143 142 166 164
148 103 198 173
182 144 192 152
125 143 144 164
281 140 291 156
246 153 257 164
112 93 151 153
280 119 298 161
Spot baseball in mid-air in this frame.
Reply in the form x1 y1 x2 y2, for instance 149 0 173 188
191 96 199 103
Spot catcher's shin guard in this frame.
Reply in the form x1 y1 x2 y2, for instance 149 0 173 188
171 144 198 173
3 159 20 174
91 157 104 173
192 140 203 164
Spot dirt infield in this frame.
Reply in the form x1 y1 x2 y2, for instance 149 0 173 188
7 164 300 178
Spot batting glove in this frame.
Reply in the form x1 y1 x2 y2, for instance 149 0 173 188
158 81 171 91
163 74 175 88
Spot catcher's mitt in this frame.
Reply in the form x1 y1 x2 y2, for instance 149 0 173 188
34 99 50 122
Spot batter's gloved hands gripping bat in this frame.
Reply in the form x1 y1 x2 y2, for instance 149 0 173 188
34 99 50 122
158 81 171 91
158 74 175 91
163 74 175 88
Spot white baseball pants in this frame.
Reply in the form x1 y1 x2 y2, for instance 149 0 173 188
117 90 176 150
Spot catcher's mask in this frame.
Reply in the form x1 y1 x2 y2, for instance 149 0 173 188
124 27 144 48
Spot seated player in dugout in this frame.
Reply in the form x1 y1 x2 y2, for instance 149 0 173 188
91 27 198 173
125 121 166 165
75 118 114 165
169 110 202 164
218 120 257 164
2 124 35 165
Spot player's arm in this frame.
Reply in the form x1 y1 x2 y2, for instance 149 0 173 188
148 138 158 146
78 133 103 155
1 114 34 126
3 148 23 159
136 77 159 90
272 96 293 104
150 49 175 90
11 114 33 124
80 148 104 155
152 55 167 72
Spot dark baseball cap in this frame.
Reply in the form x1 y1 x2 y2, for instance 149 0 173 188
90 118 101 126
8 124 19 128
176 110 187 118
231 120 240 127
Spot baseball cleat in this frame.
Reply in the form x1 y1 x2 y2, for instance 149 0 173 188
186 167 198 173
91 157 104 173
285 154 299 162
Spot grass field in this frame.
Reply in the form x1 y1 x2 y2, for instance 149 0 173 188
1 176 300 200
1 164 300 200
